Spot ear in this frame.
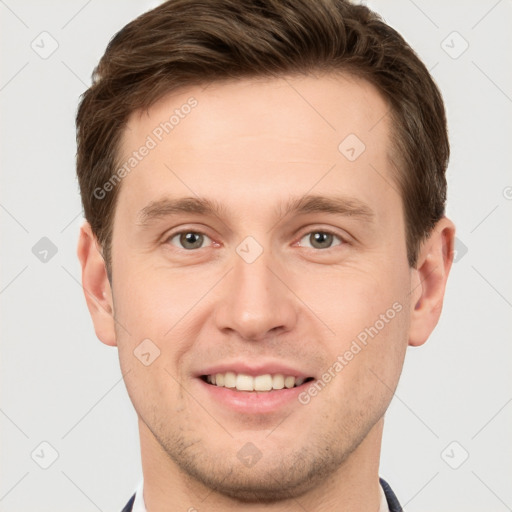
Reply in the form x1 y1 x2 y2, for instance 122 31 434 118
408 217 456 347
77 222 117 347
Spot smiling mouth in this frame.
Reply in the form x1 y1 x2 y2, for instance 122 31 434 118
200 372 315 392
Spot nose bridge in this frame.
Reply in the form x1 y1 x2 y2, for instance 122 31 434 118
235 250 274 305
215 240 297 340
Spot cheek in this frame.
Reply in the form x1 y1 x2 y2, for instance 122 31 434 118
112 256 210 335
119 349 188 436
112 272 194 416
302 257 411 388
321 299 409 421
111 261 212 396
297 258 408 336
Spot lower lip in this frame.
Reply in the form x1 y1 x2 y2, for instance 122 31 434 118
196 378 309 414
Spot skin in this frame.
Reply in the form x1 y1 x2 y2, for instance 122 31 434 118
78 73 455 512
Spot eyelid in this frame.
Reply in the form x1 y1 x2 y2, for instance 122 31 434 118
299 226 346 238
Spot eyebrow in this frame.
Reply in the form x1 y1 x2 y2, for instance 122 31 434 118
277 194 375 222
136 194 375 227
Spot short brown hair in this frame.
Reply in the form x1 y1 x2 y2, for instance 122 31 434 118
76 0 449 274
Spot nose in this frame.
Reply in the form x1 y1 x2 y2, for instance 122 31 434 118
213 246 298 341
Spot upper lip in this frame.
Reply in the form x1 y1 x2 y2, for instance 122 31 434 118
196 360 314 379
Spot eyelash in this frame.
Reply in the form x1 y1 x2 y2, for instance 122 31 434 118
164 228 346 251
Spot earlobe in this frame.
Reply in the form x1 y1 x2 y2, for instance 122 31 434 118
408 217 455 347
77 222 117 347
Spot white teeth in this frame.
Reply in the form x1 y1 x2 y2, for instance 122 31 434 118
204 372 309 392
272 374 285 389
254 374 272 391
236 374 254 391
284 376 295 389
224 371 236 388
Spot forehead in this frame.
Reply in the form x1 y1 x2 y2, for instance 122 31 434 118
123 72 390 156
115 73 397 227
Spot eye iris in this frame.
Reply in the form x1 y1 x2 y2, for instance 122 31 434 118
310 232 333 249
180 232 203 249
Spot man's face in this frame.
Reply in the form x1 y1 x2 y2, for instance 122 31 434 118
110 74 412 500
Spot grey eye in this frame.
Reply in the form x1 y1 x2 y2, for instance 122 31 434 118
299 231 342 249
169 232 211 250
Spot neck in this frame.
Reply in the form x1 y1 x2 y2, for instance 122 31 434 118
139 418 384 512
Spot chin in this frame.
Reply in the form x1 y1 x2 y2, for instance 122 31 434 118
164 438 352 504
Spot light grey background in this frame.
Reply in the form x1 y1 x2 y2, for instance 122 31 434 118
1 1 511 511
